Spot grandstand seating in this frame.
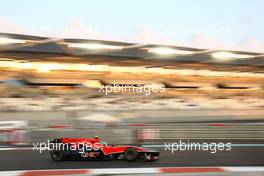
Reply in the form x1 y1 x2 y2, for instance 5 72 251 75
0 95 263 111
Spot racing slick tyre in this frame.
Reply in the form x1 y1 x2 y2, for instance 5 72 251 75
50 150 66 162
124 148 138 162
49 139 66 162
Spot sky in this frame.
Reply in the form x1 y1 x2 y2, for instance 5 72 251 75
0 0 264 52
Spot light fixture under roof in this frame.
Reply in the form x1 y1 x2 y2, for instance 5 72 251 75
0 37 26 45
147 47 195 55
67 43 124 50
211 51 256 61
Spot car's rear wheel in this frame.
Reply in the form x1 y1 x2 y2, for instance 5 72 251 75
124 148 138 162
50 150 65 162
49 139 66 162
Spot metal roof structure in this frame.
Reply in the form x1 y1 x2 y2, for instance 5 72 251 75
0 32 263 68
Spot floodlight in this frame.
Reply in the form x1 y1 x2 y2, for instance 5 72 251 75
211 51 255 61
148 47 195 55
0 37 26 44
67 43 124 50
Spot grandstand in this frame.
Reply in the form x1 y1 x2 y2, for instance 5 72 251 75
0 33 263 111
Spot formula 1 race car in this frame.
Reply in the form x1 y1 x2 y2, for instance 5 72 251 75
49 137 159 162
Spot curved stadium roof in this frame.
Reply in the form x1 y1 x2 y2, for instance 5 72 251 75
0 32 263 68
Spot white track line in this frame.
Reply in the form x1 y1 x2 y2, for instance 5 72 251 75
222 167 264 172
1 167 264 175
90 168 159 174
0 147 32 151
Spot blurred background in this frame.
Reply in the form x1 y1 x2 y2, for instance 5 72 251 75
0 32 263 145
0 0 264 175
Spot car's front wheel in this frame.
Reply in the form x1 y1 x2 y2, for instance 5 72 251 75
124 148 138 162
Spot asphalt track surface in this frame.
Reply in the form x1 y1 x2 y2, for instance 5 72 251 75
0 140 264 171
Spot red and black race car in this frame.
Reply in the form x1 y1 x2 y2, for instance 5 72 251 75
49 136 159 162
